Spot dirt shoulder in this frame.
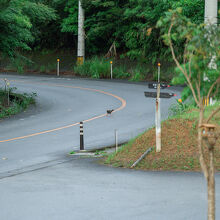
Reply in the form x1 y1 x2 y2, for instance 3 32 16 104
104 104 220 172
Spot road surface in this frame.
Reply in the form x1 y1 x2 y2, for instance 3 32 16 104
0 74 177 174
0 74 219 220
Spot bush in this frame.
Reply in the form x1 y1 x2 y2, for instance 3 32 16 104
168 99 196 117
0 89 36 118
113 65 130 79
74 57 113 79
74 57 152 80
89 57 109 78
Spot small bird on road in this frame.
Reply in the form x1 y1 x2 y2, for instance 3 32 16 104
107 109 114 115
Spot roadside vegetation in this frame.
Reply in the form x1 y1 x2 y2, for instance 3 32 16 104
105 7 220 176
73 57 173 81
105 102 220 171
0 88 36 119
0 0 207 81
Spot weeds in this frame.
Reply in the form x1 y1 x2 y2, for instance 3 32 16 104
74 57 152 80
69 151 76 155
0 88 36 119
104 102 220 171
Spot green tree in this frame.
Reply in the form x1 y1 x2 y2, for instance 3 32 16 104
0 0 33 57
61 0 205 62
23 0 57 49
61 0 127 54
0 0 57 59
157 8 220 220
157 8 220 101
123 0 204 62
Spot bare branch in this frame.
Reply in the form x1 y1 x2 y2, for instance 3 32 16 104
196 82 200 102
207 76 220 100
168 21 199 106
198 72 201 101
168 23 184 74
212 83 219 97
183 39 190 73
188 55 193 79
206 106 220 123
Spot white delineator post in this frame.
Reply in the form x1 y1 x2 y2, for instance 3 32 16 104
110 61 113 79
155 63 161 152
57 59 60 76
77 0 85 65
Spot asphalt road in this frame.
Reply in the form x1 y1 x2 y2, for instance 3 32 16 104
0 74 219 220
0 74 178 174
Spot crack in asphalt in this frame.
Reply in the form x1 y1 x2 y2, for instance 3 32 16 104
0 156 80 180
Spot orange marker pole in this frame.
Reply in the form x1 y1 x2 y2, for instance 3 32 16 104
57 59 60 77
110 61 113 79
158 62 161 83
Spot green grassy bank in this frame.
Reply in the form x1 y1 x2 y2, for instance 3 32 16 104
104 102 220 171
0 88 36 119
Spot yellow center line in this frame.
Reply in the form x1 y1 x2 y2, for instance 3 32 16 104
0 79 127 143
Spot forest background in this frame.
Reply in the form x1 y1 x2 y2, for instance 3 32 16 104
0 0 215 81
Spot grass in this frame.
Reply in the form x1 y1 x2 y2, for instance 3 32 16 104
73 56 174 81
0 88 36 119
74 57 110 78
1 52 175 82
69 151 76 155
104 102 220 171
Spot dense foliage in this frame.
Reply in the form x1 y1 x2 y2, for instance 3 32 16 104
158 8 220 101
0 0 56 58
62 0 205 62
0 0 207 64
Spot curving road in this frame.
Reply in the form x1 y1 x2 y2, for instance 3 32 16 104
0 74 178 174
0 74 219 220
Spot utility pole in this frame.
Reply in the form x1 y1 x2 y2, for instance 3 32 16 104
77 0 85 65
204 0 218 105
155 63 161 153
205 0 218 25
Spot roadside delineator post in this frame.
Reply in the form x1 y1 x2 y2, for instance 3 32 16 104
57 59 60 77
156 63 161 152
80 121 84 151
203 96 215 106
110 61 113 79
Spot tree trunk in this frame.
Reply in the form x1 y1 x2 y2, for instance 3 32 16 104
197 106 216 219
208 149 215 220
198 107 208 179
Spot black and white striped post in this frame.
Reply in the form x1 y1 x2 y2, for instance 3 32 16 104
80 121 84 151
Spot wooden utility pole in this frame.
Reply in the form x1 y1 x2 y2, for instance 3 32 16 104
77 0 85 65
205 0 218 25
204 0 218 102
